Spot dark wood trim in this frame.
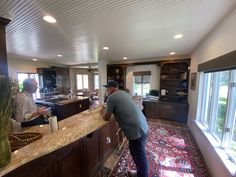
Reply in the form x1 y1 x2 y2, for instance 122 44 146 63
107 58 191 67
0 17 11 26
198 50 236 73
133 71 151 76
0 17 11 76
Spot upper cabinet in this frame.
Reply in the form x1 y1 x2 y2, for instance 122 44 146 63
107 65 126 90
37 67 70 94
159 60 190 103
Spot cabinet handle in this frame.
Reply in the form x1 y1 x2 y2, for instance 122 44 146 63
106 137 111 144
79 104 82 108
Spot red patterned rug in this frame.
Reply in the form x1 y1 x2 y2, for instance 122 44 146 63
109 120 211 177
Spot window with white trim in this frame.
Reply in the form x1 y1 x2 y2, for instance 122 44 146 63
76 74 89 90
198 69 236 161
133 71 151 97
17 73 40 99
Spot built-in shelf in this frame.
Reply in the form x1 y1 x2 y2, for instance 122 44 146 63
161 79 187 81
160 61 189 102
161 71 187 74
160 87 188 90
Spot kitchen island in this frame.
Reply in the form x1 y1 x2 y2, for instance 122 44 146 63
0 106 118 177
36 95 90 121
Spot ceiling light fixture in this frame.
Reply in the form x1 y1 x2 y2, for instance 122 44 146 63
123 57 128 60
57 54 63 57
103 46 109 50
43 15 57 23
174 34 183 39
169 52 175 55
32 58 38 61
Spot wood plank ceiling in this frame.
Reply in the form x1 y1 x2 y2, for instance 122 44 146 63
0 0 235 65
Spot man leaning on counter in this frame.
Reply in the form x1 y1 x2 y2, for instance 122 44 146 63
12 78 50 127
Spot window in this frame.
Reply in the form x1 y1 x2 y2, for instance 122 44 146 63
94 74 99 90
133 71 151 97
199 69 236 160
17 73 39 99
76 74 89 90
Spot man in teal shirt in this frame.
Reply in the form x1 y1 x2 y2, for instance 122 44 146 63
100 80 148 177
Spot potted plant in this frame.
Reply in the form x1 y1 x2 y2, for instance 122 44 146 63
0 76 13 167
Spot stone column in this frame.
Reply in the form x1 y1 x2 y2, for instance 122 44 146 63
98 59 107 103
0 17 11 76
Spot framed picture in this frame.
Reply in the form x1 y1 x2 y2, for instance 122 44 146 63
191 72 197 90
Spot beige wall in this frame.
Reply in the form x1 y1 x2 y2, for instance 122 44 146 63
188 9 236 177
8 59 52 80
126 64 160 95
69 68 98 93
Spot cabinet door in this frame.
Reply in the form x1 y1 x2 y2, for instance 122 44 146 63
58 140 85 177
143 101 159 118
36 163 59 177
78 98 90 112
110 119 118 149
85 131 100 177
99 123 113 163
159 102 189 123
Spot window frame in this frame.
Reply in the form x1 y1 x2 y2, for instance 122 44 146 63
17 72 40 99
76 74 89 90
198 69 236 162
133 72 151 96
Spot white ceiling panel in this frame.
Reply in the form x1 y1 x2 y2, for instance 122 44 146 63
0 0 235 65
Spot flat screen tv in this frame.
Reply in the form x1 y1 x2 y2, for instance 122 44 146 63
149 89 159 97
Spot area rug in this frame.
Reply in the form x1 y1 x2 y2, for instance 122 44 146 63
109 120 211 177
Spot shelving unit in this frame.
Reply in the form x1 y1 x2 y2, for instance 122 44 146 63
107 65 126 90
160 62 189 103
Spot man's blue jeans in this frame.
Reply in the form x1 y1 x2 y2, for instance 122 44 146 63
129 134 148 177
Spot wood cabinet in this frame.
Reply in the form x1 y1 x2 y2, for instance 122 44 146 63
3 138 85 177
85 131 100 177
160 60 190 103
58 140 85 177
158 101 189 123
143 100 189 123
51 66 70 94
37 67 70 94
3 120 118 177
143 100 159 118
36 98 90 121
53 98 90 121
110 119 119 149
107 65 126 90
99 122 113 163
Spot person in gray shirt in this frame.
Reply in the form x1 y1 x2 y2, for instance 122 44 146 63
100 80 148 177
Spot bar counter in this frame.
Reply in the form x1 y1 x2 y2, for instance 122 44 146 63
0 106 115 177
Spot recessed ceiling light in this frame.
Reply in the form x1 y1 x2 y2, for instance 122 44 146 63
123 57 128 60
169 52 175 55
57 54 63 57
43 15 57 23
32 58 38 61
174 34 183 39
103 46 109 50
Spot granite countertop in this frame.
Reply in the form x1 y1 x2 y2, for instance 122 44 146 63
0 105 108 176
